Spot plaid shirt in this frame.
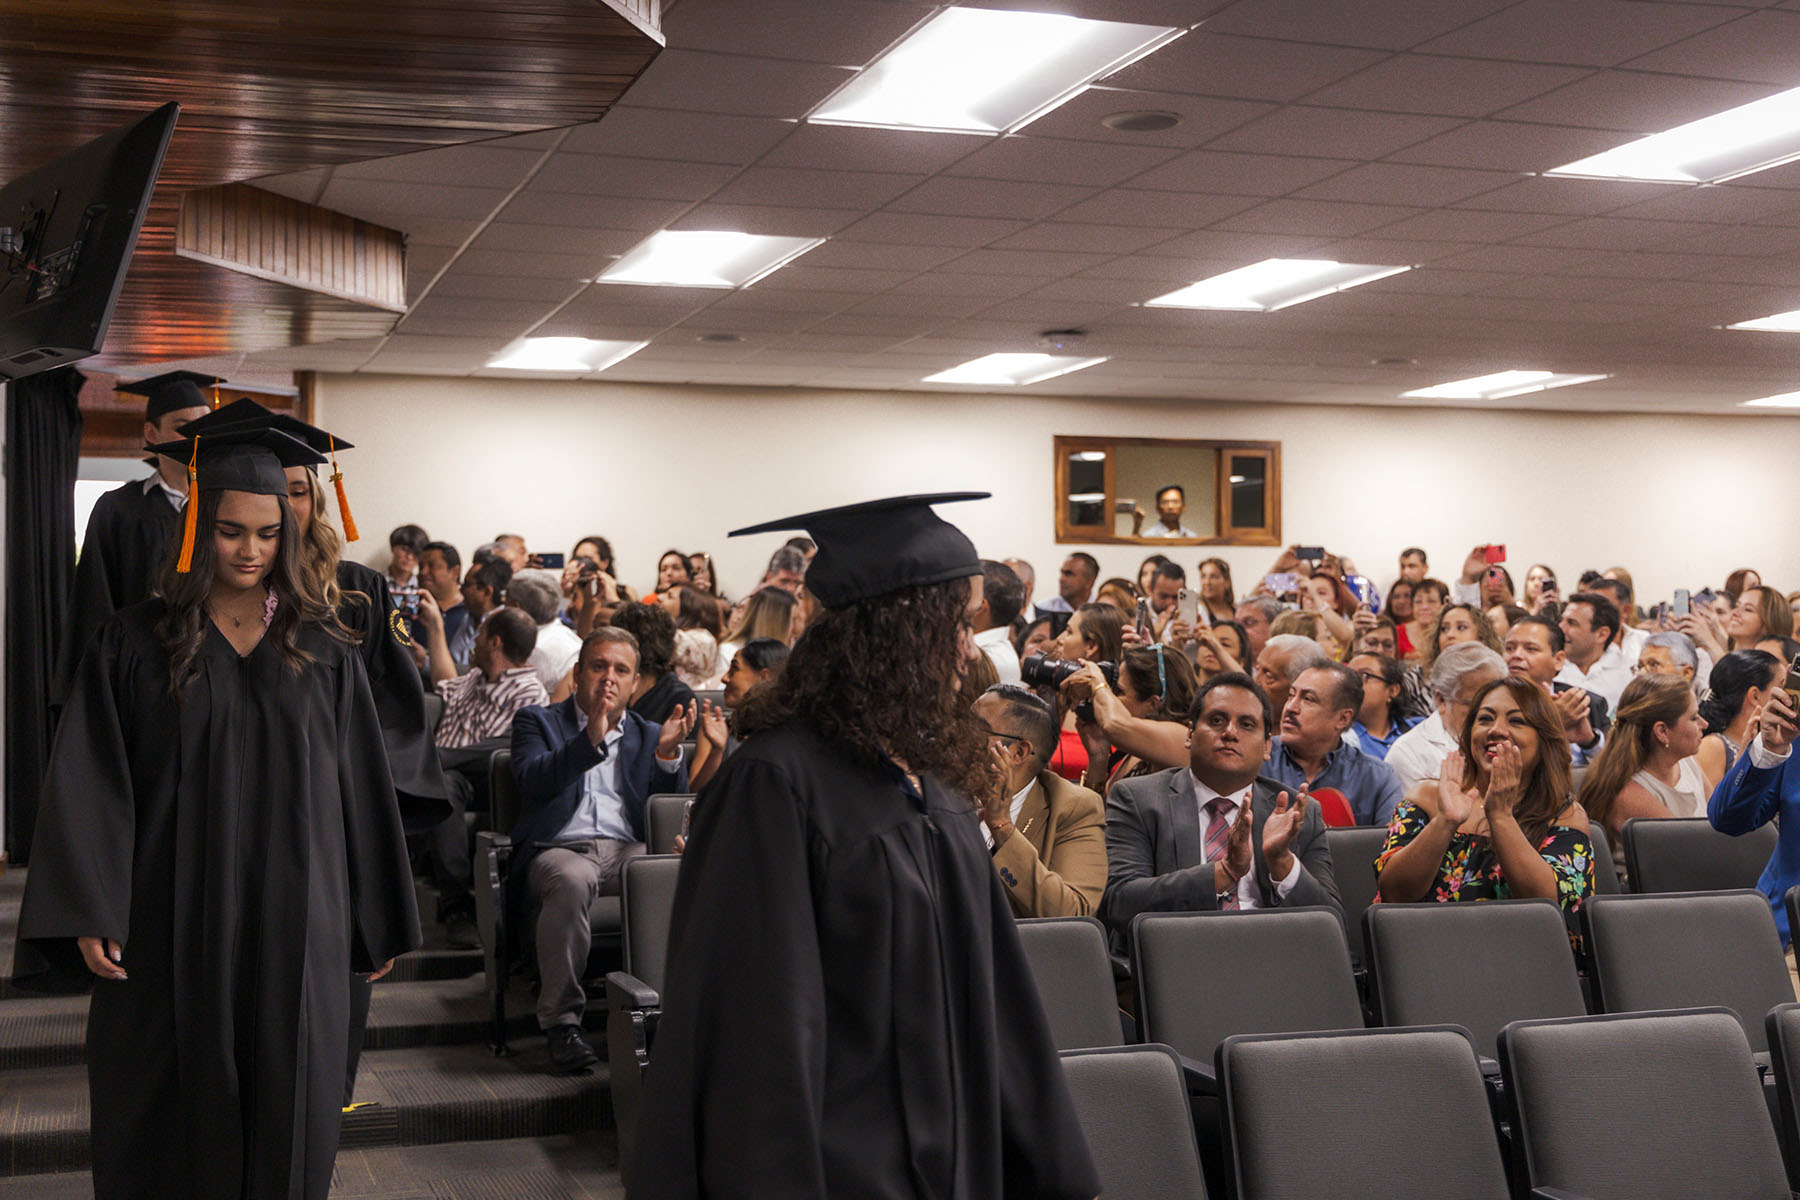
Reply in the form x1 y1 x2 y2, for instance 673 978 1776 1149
434 666 547 750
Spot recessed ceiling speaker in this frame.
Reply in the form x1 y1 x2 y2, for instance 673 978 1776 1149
1101 110 1181 133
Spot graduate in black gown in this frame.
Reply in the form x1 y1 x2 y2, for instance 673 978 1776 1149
16 427 422 1200
175 398 453 1105
52 371 216 705
631 494 1099 1200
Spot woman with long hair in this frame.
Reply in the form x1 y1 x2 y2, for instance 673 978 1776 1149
1197 556 1237 624
1137 553 1170 597
1422 602 1502 669
1726 567 1762 604
706 584 799 687
1399 577 1448 664
1726 585 1794 652
1063 643 1199 792
664 583 727 689
1696 649 1787 792
1523 563 1557 612
17 429 420 1200
1383 577 1415 637
1376 676 1594 948
1194 618 1249 679
652 548 692 596
1047 603 1124 782
1577 674 1708 887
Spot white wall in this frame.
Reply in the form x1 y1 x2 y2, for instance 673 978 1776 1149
314 372 1795 608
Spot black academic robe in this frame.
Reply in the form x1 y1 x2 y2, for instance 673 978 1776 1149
53 477 183 704
629 721 1100 1200
14 601 421 1200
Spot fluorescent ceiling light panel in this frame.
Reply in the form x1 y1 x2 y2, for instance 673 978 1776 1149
808 8 1184 135
1727 309 1800 333
923 353 1108 386
1144 259 1411 312
486 337 648 373
596 231 824 288
1741 391 1800 409
1547 85 1800 183
1401 371 1611 401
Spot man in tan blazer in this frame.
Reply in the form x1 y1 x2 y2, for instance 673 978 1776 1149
973 685 1107 918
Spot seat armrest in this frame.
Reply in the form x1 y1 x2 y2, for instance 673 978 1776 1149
1177 1052 1218 1096
1530 1189 1596 1200
1478 1056 1501 1077
607 971 660 1011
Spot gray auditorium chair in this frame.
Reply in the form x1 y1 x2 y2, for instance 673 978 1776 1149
1364 899 1585 1060
1582 890 1794 1054
1587 821 1622 895
1764 1002 1800 1191
1131 907 1362 1094
1060 1045 1206 1200
1499 1008 1790 1200
1324 825 1388 968
690 687 725 711
1623 816 1777 894
606 854 683 1189
422 690 444 738
472 748 622 1053
1017 917 1123 1051
645 792 694 855
1219 1026 1509 1200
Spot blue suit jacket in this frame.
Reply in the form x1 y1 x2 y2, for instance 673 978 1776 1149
507 699 689 887
1709 744 1794 945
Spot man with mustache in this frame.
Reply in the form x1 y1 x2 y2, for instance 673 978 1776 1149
1264 663 1405 827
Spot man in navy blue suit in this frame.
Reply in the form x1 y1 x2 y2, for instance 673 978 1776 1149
509 626 692 1071
1710 681 1800 950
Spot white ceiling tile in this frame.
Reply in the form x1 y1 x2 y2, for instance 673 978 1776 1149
835 211 1030 246
1201 0 1520 50
992 221 1189 253
666 203 866 235
1434 244 1608 273
559 109 795 164
1129 227 1335 261
1292 163 1518 207
1104 34 1389 103
944 136 1182 187
465 223 645 259
663 0 930 65
1496 70 1776 132
672 308 820 333
1209 198 1428 237
887 273 1058 298
802 240 969 270
1510 216 1697 251
707 167 926 209
1385 121 1632 172
527 154 740 199
1664 223 1800 256
500 191 690 229
1206 107 1464 159
972 297 1130 325
1050 189 1261 228
402 296 562 326
1416 0 1740 67
1305 236 1481 264
318 179 505 222
1568 251 1736 280
942 248 1117 276
704 288 867 313
1020 88 1277 149
1373 266 1528 295
330 144 545 188
884 177 1098 219
759 125 987 174
617 50 855 119
805 313 942 337
431 248 592 280
1614 185 1800 225
1129 150 1357 197
753 265 921 292
1453 177 1681 216
1304 54 1592 118
847 293 991 319
1368 207 1576 242
427 271 589 303
1623 9 1800 82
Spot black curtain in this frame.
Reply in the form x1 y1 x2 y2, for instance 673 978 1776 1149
5 367 83 863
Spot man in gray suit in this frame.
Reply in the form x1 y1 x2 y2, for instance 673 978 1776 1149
1100 671 1342 938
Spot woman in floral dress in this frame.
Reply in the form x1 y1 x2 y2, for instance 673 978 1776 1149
1375 675 1596 951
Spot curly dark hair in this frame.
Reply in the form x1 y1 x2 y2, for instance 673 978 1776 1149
736 577 998 803
609 600 678 680
156 488 354 692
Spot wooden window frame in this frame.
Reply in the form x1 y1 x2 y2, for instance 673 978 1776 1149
1052 434 1282 546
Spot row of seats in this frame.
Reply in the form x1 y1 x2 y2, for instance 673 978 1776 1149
1068 1005 1798 1199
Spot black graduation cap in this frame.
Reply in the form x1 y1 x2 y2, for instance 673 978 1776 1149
146 426 325 496
175 397 355 454
729 492 988 608
115 370 219 421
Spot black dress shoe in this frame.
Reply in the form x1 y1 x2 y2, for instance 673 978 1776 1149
547 1024 598 1073
443 913 480 950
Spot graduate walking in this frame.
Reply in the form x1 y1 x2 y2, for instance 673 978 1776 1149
630 493 1099 1200
15 427 422 1200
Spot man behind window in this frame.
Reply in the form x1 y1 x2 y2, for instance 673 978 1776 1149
1140 484 1199 539
974 685 1106 917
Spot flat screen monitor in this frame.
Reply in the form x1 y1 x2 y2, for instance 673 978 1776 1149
0 102 179 380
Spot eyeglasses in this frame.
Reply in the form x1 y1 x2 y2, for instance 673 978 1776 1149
983 726 1031 747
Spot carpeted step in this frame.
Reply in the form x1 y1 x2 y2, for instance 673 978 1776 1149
0 975 539 1070
0 1042 612 1177
0 1132 626 1199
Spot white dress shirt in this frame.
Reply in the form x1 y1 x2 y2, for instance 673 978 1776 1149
1192 774 1300 908
980 780 1035 849
557 710 683 842
975 625 1022 684
1384 711 1457 798
1555 643 1632 710
1751 734 1791 769
1143 522 1198 539
142 473 186 509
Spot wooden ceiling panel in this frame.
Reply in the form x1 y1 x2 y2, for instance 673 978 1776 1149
0 0 664 365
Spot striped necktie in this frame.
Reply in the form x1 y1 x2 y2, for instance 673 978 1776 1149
1204 796 1240 911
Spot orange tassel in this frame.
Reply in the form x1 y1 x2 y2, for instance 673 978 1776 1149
175 436 199 573
329 435 359 542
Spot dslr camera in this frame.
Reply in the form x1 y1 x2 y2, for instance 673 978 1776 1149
1020 653 1118 722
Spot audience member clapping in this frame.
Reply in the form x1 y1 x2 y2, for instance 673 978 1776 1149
1267 663 1404 826
1578 673 1709 887
609 601 697 725
1385 642 1507 796
690 637 789 791
1376 676 1594 949
1696 649 1787 793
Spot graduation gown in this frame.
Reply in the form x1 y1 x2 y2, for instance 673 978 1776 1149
14 601 421 1200
53 477 183 705
629 721 1099 1200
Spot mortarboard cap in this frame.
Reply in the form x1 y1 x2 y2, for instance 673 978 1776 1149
115 370 219 422
729 492 988 608
145 427 327 573
173 398 361 542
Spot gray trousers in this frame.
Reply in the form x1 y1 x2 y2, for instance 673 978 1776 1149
528 837 644 1029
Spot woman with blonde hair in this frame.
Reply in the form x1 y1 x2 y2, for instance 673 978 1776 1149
1196 556 1236 625
1577 673 1708 887
705 585 799 687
